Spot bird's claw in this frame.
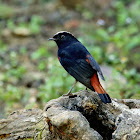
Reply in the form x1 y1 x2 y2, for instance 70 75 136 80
63 91 77 98
85 87 89 93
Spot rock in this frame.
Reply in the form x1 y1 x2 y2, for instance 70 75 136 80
112 109 140 140
44 97 103 140
0 91 140 140
118 99 140 109
0 109 44 139
43 91 124 139
12 27 31 37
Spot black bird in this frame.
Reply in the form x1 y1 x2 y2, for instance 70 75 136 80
49 31 111 103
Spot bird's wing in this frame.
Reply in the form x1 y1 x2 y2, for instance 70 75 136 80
60 58 95 90
86 54 105 81
62 58 93 79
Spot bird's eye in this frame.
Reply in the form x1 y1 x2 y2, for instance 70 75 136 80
61 35 65 39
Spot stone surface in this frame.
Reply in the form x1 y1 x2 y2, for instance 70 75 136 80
112 109 140 140
44 95 103 140
0 91 140 140
0 109 44 139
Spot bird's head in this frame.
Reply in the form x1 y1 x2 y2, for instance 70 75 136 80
48 31 78 48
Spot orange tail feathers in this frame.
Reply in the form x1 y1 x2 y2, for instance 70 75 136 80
91 73 111 103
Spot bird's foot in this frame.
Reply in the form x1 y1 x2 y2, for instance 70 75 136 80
85 87 89 93
63 92 77 98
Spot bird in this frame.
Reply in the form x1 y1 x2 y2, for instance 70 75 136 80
48 31 111 103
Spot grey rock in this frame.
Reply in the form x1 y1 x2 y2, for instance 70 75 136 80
0 91 140 140
44 99 102 140
112 109 140 140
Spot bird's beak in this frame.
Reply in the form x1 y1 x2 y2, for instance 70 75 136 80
48 38 56 41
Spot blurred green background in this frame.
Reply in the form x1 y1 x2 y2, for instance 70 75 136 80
0 0 140 118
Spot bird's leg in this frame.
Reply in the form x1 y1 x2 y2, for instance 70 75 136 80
63 80 77 96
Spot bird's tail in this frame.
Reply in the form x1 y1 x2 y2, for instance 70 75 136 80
91 73 111 104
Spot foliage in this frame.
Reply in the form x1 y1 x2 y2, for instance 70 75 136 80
7 15 44 35
0 3 14 18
